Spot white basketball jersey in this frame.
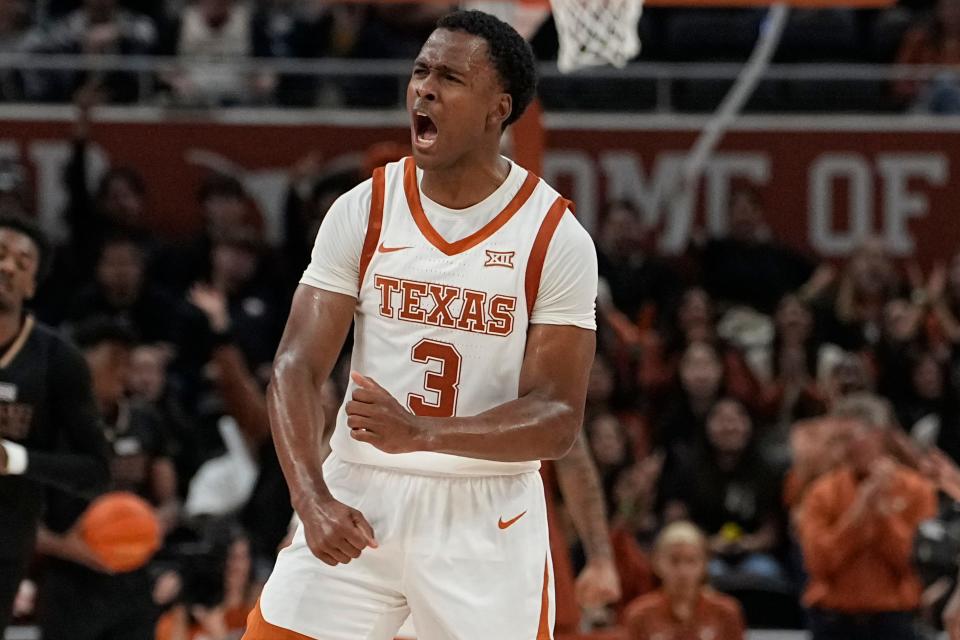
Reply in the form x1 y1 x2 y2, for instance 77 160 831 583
329 157 575 476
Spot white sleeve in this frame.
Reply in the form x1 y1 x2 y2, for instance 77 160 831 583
299 179 372 298
1 440 28 475
529 212 598 330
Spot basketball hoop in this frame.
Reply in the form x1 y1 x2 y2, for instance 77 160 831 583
549 0 643 73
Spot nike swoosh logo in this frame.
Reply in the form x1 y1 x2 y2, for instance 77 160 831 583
378 242 413 253
498 511 527 530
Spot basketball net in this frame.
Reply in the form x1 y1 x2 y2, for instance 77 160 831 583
462 0 642 72
551 0 642 72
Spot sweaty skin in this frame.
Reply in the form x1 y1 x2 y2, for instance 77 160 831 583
268 288 375 567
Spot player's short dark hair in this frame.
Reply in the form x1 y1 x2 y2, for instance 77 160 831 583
436 10 537 128
0 213 51 283
72 316 138 351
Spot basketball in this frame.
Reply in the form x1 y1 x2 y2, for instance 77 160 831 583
79 492 162 573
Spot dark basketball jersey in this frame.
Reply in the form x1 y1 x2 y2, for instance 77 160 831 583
0 315 109 560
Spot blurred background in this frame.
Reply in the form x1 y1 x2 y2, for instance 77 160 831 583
4 0 960 638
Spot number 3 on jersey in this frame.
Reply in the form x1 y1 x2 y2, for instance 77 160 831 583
407 339 461 418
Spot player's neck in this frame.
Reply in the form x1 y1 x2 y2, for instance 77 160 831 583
0 308 24 347
420 154 511 210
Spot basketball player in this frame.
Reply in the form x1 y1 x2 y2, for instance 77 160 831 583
0 215 110 634
245 10 597 640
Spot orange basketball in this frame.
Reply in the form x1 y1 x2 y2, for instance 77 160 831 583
79 492 161 573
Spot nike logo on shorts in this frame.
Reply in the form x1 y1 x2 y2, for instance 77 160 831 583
498 511 527 530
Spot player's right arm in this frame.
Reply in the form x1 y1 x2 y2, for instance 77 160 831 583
269 286 377 566
269 181 377 567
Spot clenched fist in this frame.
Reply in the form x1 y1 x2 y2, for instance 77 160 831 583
299 494 378 566
346 373 427 455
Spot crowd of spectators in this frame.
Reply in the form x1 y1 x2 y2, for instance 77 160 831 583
1 89 960 640
1 4 960 640
0 0 960 111
566 177 960 637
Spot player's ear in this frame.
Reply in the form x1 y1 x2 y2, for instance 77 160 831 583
490 92 512 130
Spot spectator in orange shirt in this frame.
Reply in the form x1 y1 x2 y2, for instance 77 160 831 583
796 393 937 640
784 391 881 513
624 521 746 640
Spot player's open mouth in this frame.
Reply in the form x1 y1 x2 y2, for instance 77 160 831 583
413 112 439 149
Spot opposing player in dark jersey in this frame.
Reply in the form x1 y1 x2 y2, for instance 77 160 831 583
0 214 110 634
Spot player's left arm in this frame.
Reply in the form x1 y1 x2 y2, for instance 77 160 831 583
0 338 110 497
556 434 622 607
348 211 598 462
556 434 612 559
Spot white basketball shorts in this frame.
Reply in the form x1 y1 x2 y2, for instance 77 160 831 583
244 453 554 640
